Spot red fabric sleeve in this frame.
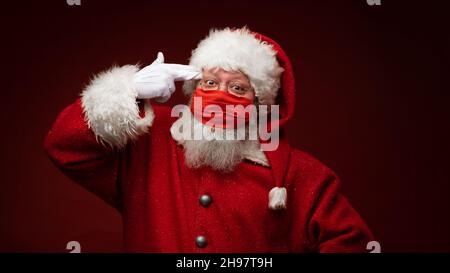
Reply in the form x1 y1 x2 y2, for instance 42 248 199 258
44 98 122 210
309 176 375 253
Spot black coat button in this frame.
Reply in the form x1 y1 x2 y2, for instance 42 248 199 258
199 194 213 207
196 236 207 248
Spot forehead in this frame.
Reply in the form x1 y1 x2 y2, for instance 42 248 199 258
202 67 249 81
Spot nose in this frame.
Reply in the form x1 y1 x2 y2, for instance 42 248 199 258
217 83 229 91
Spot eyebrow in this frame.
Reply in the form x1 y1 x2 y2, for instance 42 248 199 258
202 73 218 79
202 72 248 82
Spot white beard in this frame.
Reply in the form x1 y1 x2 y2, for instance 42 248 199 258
183 138 245 172
170 107 268 173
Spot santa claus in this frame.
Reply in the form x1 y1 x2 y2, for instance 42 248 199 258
44 27 374 252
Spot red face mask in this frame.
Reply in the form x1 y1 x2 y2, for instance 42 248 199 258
190 88 254 129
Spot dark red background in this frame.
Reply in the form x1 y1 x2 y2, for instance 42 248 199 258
0 0 448 252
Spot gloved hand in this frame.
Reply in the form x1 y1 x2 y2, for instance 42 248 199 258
134 52 202 103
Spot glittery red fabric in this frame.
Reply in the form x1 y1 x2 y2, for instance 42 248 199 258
44 100 373 252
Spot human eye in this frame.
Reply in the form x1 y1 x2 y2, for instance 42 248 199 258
205 79 217 86
230 84 247 94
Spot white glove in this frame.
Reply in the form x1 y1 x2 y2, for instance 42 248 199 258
134 52 202 103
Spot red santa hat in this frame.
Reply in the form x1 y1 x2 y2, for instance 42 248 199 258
183 27 285 105
183 27 296 210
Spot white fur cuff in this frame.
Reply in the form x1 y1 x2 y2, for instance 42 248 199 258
81 65 154 149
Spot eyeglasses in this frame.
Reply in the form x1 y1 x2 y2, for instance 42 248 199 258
199 79 253 96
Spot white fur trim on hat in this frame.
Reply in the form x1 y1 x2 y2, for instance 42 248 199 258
81 65 154 149
184 27 284 105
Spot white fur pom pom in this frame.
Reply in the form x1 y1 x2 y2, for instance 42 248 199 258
268 187 287 210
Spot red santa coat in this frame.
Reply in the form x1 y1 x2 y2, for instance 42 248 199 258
44 98 373 252
44 33 373 252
